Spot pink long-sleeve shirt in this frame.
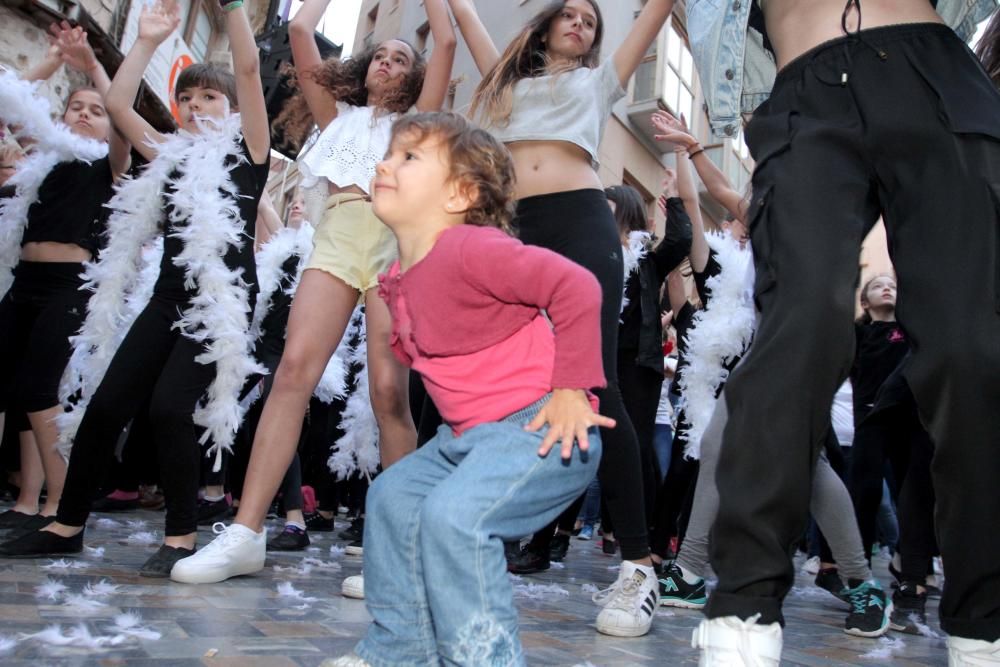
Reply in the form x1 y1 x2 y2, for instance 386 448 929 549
378 224 605 434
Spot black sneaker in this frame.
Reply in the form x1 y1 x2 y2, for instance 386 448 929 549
889 582 928 634
5 514 55 541
338 516 364 542
843 580 892 637
0 509 35 530
507 546 550 574
139 544 196 578
549 533 571 562
267 525 310 551
0 525 83 558
304 511 335 532
601 536 618 556
815 567 850 604
503 540 522 562
196 498 231 526
657 562 707 609
92 494 141 512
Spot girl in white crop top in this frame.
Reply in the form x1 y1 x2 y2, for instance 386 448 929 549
192 0 456 571
448 0 678 639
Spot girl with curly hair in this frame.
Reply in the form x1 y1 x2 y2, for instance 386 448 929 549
171 0 456 587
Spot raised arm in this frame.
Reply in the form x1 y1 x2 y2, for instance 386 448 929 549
446 0 500 76
23 35 63 83
413 0 457 111
612 0 675 86
53 23 132 179
255 189 283 251
652 110 748 222
288 0 338 130
105 0 180 161
224 2 270 164
672 144 710 273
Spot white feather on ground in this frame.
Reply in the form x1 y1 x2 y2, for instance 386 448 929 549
83 580 119 597
276 582 318 602
513 583 570 600
126 531 158 545
0 636 14 653
40 559 91 571
112 612 162 641
94 518 122 529
35 578 68 601
19 624 127 648
83 545 106 559
329 545 345 558
860 636 905 659
61 594 108 614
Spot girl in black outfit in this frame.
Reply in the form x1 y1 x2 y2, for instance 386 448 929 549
0 24 130 533
0 0 271 578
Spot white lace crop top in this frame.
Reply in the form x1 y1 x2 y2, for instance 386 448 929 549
480 58 626 165
298 102 400 194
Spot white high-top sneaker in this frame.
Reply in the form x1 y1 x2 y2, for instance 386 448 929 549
594 560 659 637
170 522 265 584
948 635 1000 666
342 573 365 599
692 614 782 666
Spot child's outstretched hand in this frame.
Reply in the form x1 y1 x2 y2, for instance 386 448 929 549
138 0 181 46
525 389 615 461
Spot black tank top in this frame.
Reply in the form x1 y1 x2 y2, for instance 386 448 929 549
22 157 114 256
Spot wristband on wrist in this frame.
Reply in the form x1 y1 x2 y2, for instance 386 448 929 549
221 0 244 12
688 146 705 159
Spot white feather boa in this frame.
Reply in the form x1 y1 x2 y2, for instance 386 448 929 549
58 114 264 470
0 70 108 297
620 230 651 315
249 223 314 341
327 307 380 480
677 232 756 459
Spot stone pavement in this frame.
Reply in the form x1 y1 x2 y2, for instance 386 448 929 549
0 505 947 666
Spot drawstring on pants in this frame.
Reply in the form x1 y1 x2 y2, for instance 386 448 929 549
812 0 889 87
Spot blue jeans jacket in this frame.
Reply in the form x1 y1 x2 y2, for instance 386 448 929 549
688 0 999 138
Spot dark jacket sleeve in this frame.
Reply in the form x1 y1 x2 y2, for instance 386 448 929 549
652 197 693 281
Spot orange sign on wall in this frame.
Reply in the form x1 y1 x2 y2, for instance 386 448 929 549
168 54 195 124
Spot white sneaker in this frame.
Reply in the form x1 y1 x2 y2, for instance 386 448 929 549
319 654 372 667
948 635 1000 666
692 614 782 666
801 555 821 575
342 573 365 599
593 561 659 637
170 522 265 584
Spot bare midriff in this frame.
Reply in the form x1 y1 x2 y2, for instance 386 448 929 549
764 0 944 71
21 241 91 263
506 140 603 200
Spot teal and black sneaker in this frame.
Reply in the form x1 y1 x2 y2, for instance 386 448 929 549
844 580 892 638
658 562 708 609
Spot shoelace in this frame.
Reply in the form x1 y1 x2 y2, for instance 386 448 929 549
593 574 644 612
848 585 869 615
198 522 247 554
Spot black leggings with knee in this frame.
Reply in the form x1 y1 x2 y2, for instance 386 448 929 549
58 293 219 536
516 189 648 560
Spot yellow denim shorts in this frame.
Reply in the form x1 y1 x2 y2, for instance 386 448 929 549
305 193 397 298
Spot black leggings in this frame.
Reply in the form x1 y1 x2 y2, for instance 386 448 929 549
618 350 666 530
58 293 218 536
850 366 936 585
516 189 648 560
0 261 88 414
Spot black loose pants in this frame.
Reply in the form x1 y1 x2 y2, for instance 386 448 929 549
706 23 1000 642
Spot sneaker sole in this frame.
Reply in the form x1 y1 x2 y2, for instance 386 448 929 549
659 597 707 609
342 582 365 599
345 546 364 556
595 621 653 638
846 601 893 638
170 559 265 584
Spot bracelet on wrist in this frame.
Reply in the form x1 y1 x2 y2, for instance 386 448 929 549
688 146 705 160
221 0 244 12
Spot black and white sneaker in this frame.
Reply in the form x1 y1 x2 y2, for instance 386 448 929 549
594 561 659 637
890 582 928 634
658 562 708 609
843 580 892 637
815 567 849 604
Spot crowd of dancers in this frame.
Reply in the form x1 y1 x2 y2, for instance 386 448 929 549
0 0 998 664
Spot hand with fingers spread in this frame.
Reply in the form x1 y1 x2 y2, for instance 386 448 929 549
652 110 699 151
526 389 615 461
138 0 181 46
51 22 99 74
661 167 678 199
